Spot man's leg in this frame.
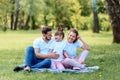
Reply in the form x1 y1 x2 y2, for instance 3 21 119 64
25 46 35 67
25 46 51 69
31 59 51 68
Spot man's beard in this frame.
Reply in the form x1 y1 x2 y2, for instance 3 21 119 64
45 37 51 41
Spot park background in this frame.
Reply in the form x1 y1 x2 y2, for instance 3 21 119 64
0 0 120 80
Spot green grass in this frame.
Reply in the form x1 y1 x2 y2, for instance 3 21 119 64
0 30 120 80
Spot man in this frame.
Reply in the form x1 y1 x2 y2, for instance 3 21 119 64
14 27 59 71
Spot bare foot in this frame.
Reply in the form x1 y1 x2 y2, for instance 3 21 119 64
24 66 30 71
73 67 80 70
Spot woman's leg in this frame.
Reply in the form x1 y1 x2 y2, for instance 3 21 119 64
62 58 82 69
76 50 89 63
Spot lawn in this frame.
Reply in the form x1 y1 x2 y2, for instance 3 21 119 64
0 30 120 80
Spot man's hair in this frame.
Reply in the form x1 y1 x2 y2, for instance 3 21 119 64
41 27 52 34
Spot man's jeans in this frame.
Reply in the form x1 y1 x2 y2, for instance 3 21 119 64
25 46 51 68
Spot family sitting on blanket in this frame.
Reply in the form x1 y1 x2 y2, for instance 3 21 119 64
14 26 89 71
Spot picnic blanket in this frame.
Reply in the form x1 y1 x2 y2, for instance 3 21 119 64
14 64 99 73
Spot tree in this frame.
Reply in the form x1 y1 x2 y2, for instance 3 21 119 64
13 0 20 30
42 1 50 26
50 0 73 29
77 0 92 16
10 0 15 30
24 0 33 30
24 0 41 30
97 0 106 14
18 10 25 29
92 0 100 33
105 0 120 43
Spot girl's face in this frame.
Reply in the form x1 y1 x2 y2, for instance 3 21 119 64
67 32 77 43
55 35 63 42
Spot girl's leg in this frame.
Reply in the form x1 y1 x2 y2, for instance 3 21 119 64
76 50 89 63
51 60 56 69
56 62 65 70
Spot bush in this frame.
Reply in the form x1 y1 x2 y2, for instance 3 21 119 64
80 22 88 30
101 21 111 31
99 14 111 31
0 25 8 32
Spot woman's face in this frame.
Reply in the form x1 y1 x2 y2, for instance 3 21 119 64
67 32 77 43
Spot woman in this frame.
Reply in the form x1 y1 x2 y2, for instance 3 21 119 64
62 28 90 70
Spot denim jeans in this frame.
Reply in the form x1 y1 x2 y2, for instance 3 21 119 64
25 46 51 68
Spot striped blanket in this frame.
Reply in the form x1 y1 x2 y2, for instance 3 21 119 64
14 64 99 73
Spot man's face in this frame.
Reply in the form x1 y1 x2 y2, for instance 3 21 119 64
44 31 52 41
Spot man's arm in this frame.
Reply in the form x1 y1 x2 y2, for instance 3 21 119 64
34 48 59 59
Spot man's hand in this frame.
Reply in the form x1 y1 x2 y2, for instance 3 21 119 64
50 52 59 59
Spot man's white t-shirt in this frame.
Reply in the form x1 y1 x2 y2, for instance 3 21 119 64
33 37 55 54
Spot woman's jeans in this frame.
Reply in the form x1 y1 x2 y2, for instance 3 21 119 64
25 46 51 68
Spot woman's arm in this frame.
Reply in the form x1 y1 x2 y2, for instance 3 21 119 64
63 50 72 59
78 35 90 50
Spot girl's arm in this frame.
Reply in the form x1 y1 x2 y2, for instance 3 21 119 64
49 49 53 53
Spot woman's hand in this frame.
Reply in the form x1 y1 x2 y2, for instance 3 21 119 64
78 35 90 50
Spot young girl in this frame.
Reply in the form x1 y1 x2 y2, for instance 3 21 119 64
49 28 66 70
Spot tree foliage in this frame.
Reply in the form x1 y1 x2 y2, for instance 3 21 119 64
0 0 110 31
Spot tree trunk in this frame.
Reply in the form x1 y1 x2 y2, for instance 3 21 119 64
10 0 15 30
44 15 48 26
105 0 120 43
18 11 25 29
13 0 19 30
31 15 36 30
93 0 100 33
93 11 100 33
10 12 14 30
14 9 19 30
24 0 33 30
25 14 30 30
